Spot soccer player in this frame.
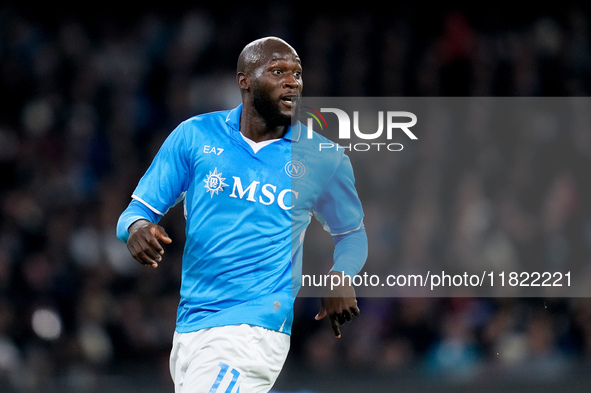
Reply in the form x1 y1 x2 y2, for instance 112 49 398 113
116 36 368 393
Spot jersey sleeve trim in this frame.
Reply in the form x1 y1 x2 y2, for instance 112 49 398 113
311 210 364 236
132 194 165 216
331 220 364 236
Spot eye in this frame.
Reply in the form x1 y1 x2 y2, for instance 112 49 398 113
294 70 302 78
272 68 283 75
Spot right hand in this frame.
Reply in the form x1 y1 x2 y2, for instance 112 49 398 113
126 219 172 268
314 271 360 338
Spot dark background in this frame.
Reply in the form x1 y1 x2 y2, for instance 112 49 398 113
1 3 591 392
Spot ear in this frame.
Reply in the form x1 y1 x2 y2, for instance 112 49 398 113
237 72 250 91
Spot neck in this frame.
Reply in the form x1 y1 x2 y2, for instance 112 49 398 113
240 103 288 142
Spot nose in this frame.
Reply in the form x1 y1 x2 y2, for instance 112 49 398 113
283 73 301 89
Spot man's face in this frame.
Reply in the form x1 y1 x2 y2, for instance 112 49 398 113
250 49 303 127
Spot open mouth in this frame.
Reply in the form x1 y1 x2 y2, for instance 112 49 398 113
280 96 298 107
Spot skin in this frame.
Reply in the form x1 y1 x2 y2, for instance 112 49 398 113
236 36 302 142
315 271 360 338
126 37 359 338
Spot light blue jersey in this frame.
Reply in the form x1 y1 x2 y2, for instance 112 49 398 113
117 104 365 335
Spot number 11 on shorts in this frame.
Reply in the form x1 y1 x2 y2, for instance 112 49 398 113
209 362 241 393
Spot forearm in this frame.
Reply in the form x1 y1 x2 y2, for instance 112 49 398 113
330 224 368 278
116 199 162 243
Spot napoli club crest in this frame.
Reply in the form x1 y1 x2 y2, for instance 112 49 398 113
284 160 305 179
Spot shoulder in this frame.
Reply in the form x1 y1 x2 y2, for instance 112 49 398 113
181 109 232 131
295 123 350 170
291 123 358 192
168 109 235 145
160 109 233 153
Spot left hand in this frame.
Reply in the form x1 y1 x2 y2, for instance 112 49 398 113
315 271 360 338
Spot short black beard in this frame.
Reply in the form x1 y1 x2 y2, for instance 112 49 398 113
252 85 298 129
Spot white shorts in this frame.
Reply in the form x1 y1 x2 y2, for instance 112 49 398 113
169 324 290 393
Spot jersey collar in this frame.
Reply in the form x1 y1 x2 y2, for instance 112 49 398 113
226 104 302 142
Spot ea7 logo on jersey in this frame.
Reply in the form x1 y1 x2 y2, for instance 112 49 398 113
203 145 224 155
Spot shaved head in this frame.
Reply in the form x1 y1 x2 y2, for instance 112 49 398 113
237 36 299 75
235 36 302 139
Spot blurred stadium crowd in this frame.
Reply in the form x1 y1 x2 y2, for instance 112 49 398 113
1 3 591 392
